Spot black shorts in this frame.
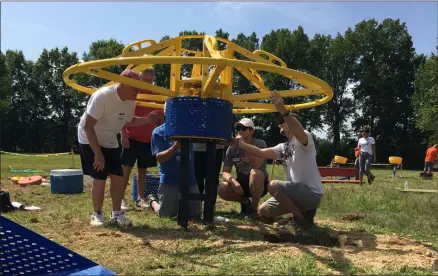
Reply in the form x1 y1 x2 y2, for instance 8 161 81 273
120 138 157 169
79 143 123 180
237 174 269 198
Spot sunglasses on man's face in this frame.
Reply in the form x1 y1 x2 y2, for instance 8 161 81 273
236 126 249 131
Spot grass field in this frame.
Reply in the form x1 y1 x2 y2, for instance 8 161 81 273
1 153 438 275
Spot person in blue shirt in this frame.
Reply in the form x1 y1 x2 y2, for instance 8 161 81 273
148 104 201 219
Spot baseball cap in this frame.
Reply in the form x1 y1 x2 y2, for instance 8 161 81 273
120 69 140 81
234 118 255 129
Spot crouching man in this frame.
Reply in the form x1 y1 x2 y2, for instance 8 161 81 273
227 91 323 229
147 103 201 220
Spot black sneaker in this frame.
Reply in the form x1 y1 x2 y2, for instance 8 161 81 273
240 198 253 215
368 174 375 185
291 216 312 231
303 209 317 225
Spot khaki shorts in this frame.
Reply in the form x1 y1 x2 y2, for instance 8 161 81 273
264 180 323 213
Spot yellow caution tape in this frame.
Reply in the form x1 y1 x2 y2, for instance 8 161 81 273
0 151 71 157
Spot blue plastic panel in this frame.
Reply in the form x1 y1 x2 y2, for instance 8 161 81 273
0 216 115 276
164 97 233 141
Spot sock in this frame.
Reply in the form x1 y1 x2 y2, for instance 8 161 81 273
112 211 121 217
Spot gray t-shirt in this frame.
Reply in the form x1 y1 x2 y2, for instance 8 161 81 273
223 138 268 179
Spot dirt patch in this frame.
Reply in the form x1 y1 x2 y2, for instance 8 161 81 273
342 213 366 221
218 218 438 274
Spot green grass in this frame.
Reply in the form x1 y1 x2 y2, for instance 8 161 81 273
1 153 438 275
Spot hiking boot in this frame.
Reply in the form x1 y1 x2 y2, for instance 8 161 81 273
303 209 317 225
121 199 131 211
90 212 105 227
134 198 148 211
110 213 133 228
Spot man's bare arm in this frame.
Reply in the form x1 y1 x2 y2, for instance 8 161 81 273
233 140 278 161
83 115 103 158
156 142 180 164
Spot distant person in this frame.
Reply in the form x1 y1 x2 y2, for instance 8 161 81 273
354 132 363 180
357 128 376 185
77 69 162 227
147 102 201 219
120 67 164 211
227 91 323 230
424 144 437 174
219 118 269 218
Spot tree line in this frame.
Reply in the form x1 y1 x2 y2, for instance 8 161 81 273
0 18 437 169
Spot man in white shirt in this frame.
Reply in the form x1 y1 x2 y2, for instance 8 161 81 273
227 92 323 230
357 128 376 185
77 69 161 228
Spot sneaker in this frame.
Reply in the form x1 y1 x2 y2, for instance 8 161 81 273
121 199 131 211
146 194 159 209
240 198 253 215
303 209 317 225
368 174 375 185
291 216 312 231
110 213 133 228
134 198 148 211
90 213 105 227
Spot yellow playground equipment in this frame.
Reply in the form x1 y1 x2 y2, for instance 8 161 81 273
63 35 333 114
62 35 334 228
389 156 403 178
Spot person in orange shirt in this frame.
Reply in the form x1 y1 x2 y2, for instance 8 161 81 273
424 144 437 174
120 68 164 210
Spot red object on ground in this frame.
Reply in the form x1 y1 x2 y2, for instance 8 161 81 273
18 176 43 187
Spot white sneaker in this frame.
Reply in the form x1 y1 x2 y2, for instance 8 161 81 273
90 213 105 227
121 199 131 211
110 213 133 228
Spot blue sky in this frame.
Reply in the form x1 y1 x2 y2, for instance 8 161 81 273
1 2 437 61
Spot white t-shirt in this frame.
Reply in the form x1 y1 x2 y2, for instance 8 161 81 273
77 84 136 148
358 137 375 155
273 131 323 195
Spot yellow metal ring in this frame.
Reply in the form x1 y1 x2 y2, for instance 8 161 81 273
63 56 333 113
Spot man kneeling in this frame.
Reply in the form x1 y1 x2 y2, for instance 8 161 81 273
219 118 269 218
147 104 201 219
227 92 323 229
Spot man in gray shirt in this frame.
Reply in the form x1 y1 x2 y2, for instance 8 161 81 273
219 118 269 217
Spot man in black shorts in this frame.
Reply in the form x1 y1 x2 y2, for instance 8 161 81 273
218 118 269 218
78 69 161 227
120 68 164 210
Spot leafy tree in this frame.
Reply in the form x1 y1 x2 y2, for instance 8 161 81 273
351 19 424 167
412 53 438 143
33 47 85 152
309 30 358 155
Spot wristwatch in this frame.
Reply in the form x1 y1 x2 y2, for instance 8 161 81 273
281 110 290 118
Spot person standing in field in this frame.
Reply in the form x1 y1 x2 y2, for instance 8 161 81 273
77 69 162 227
357 128 376 185
120 67 164 211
